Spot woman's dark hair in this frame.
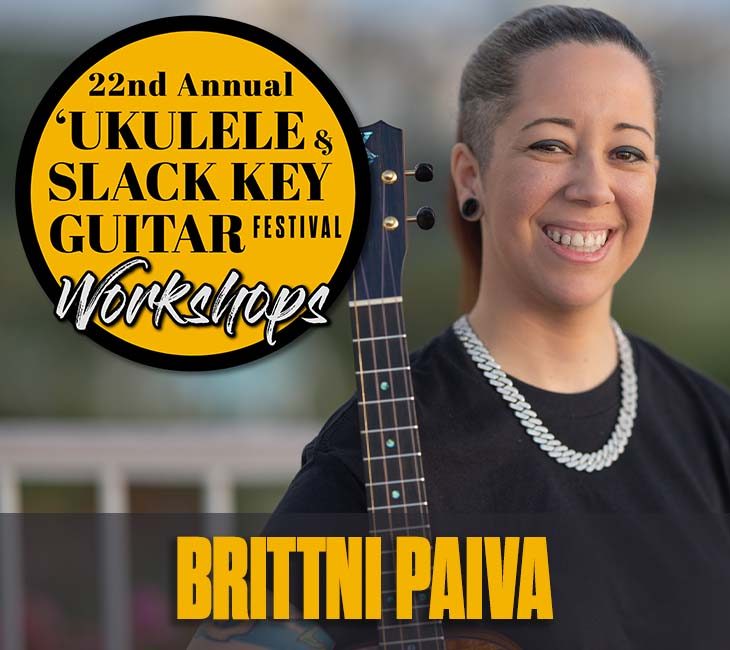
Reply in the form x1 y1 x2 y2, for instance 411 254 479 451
451 5 663 309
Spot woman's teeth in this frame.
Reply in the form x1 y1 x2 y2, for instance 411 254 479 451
545 228 609 253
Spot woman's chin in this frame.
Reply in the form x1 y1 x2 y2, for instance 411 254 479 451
536 281 612 312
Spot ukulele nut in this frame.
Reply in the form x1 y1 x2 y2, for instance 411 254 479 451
381 169 398 184
383 216 399 230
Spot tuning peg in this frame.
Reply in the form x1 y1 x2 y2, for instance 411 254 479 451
407 206 436 230
405 163 433 182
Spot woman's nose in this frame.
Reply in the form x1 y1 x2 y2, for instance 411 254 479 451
563 155 615 207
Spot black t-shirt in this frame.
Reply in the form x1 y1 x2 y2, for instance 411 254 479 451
271 326 730 647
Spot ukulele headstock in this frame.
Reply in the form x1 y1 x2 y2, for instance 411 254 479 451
350 121 434 303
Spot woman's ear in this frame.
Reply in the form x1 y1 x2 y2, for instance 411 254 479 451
450 142 483 204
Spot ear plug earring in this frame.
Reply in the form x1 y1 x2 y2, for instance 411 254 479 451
460 197 480 221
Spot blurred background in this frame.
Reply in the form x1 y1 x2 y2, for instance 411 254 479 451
2 1 730 648
1 0 730 509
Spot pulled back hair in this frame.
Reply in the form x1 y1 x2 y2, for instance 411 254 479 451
451 5 663 310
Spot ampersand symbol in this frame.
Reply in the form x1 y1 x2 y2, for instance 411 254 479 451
314 129 333 156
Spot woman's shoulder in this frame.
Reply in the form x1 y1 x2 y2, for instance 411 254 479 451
410 322 472 376
629 331 730 422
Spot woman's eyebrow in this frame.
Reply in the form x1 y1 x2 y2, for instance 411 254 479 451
614 122 654 141
521 117 654 141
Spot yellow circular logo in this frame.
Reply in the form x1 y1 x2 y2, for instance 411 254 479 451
17 17 369 370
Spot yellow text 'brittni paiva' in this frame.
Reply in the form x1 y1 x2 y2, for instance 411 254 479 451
177 535 553 621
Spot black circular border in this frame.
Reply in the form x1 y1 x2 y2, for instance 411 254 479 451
16 15 370 371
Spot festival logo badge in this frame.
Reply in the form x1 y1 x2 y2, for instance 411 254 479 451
16 16 369 370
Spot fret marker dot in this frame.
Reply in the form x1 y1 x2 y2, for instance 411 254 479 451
418 592 428 603
391 489 401 499
380 381 390 391
386 438 395 448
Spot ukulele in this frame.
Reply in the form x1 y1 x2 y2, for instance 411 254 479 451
347 121 520 650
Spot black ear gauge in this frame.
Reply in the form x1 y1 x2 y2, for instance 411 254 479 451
460 197 480 221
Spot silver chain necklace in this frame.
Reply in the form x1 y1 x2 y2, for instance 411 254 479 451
453 315 638 472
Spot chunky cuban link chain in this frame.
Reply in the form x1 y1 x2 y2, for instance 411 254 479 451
453 315 638 472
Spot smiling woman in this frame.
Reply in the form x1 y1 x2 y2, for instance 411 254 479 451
192 5 730 650
451 39 660 392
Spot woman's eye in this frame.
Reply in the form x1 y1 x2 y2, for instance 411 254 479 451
612 147 647 163
529 140 567 154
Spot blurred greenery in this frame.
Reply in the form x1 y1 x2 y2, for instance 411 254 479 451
616 217 730 387
23 483 96 513
235 485 288 512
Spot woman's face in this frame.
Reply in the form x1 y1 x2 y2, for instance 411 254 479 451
456 42 659 311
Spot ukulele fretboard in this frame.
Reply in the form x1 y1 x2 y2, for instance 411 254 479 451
348 121 444 650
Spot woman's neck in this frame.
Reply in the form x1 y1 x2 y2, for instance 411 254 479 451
468 289 618 394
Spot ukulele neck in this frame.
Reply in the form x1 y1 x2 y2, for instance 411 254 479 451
348 121 443 648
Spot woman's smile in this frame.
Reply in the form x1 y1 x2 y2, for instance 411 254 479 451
540 223 617 263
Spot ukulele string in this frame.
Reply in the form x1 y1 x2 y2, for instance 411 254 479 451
371 202 404 650
351 230 400 646
358 268 396 539
379 214 417 542
379 172 442 646
371 176 397 540
382 179 440 643
384 220 431 538
351 270 380 541
351 176 397 544
380 211 417 650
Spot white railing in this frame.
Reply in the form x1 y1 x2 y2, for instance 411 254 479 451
0 420 313 650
